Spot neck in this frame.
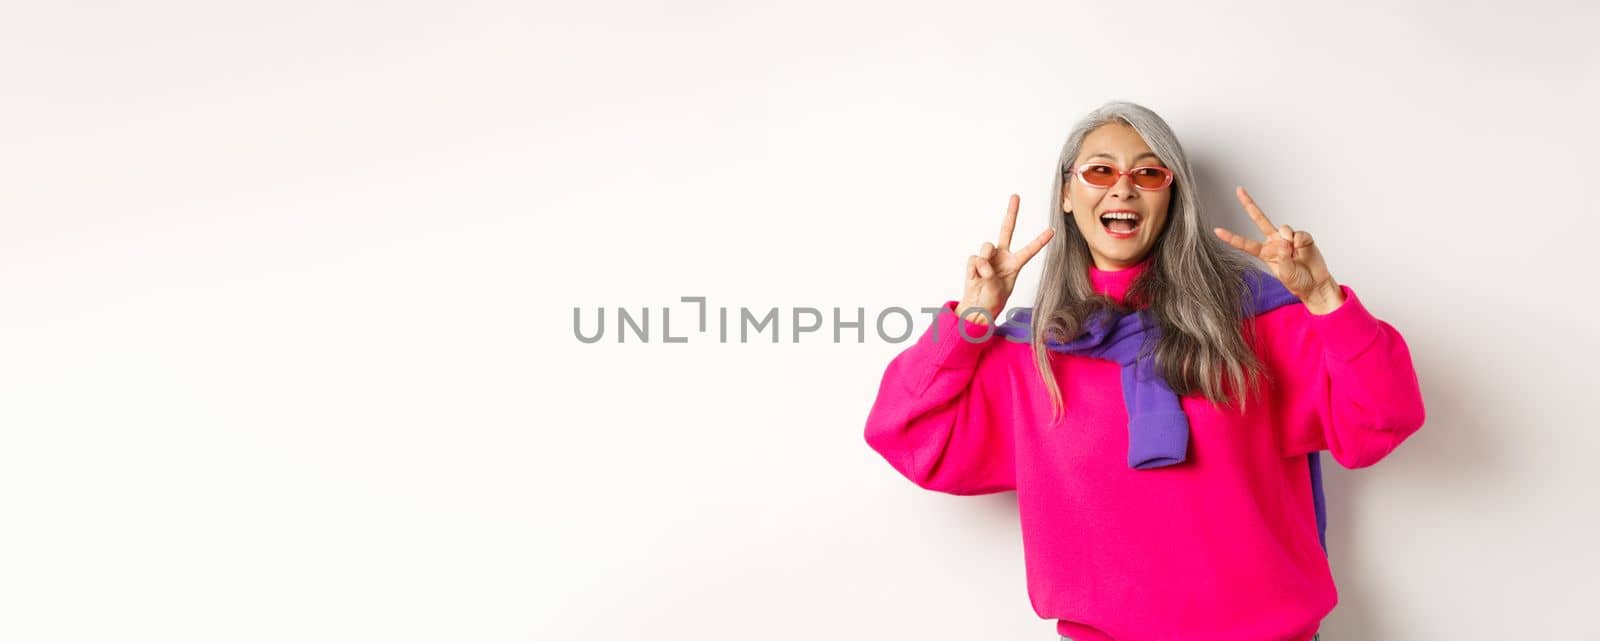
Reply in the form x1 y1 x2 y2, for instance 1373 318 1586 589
1088 255 1151 304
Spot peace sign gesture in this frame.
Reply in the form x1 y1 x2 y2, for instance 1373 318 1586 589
1213 186 1345 314
960 194 1056 325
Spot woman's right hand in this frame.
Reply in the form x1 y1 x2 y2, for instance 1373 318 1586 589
959 194 1055 325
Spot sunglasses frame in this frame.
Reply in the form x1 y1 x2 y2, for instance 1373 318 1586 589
1063 163 1175 191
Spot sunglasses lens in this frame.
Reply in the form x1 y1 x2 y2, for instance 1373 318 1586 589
1079 165 1118 187
1131 167 1170 189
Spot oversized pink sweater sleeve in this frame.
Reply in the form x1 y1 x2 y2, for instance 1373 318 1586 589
1258 284 1428 468
863 300 1018 495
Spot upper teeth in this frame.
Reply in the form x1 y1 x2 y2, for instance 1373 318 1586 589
1103 212 1137 220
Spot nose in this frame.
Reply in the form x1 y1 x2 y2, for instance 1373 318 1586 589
1108 172 1138 200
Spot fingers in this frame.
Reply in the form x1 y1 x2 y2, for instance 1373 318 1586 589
978 197 1051 280
1212 226 1264 258
997 194 1019 250
968 253 996 280
975 242 998 278
1281 225 1314 250
1273 220 1299 258
1012 228 1056 266
1236 186 1278 238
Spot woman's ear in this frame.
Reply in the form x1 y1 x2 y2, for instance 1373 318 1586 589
1061 185 1073 215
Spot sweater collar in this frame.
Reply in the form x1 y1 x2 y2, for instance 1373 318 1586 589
1088 257 1151 304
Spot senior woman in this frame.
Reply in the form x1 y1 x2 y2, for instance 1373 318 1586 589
863 100 1426 641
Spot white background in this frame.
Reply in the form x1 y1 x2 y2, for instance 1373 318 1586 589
3 1 1596 639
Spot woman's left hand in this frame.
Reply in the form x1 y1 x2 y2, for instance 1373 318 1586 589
1213 186 1345 314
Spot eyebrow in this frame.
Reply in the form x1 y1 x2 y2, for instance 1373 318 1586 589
1087 152 1162 163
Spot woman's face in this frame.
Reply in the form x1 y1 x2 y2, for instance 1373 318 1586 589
1063 122 1172 270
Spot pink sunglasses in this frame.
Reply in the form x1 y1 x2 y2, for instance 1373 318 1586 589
1064 163 1175 191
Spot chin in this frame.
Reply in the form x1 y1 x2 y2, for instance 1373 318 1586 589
1097 245 1144 260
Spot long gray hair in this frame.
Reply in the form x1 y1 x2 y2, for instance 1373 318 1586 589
1031 101 1267 424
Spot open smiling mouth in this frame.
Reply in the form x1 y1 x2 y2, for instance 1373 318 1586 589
1100 212 1141 238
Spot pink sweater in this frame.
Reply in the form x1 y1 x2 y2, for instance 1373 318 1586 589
862 259 1426 641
